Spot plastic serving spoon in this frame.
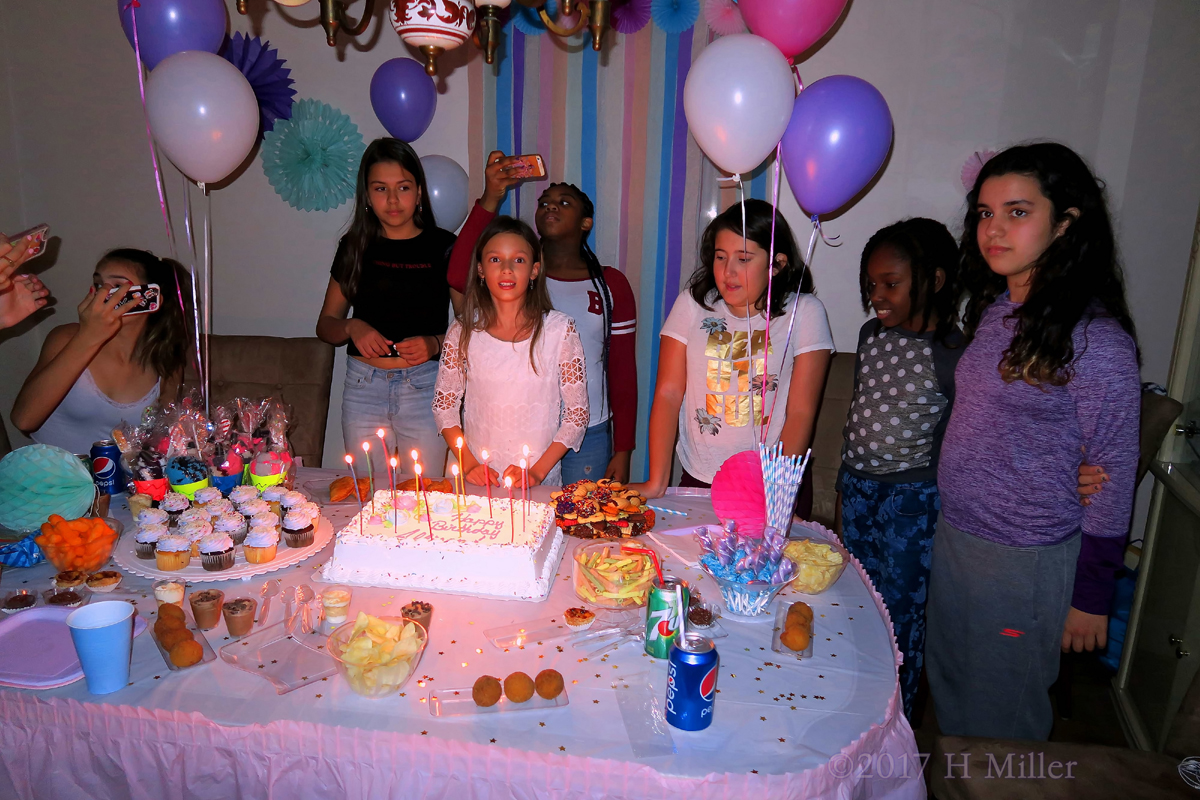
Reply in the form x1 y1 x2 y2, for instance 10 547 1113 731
296 585 315 634
258 581 280 627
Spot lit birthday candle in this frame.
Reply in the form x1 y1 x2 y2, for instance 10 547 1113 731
414 463 433 539
345 454 364 535
362 441 375 502
519 457 528 532
481 449 493 519
504 476 515 543
388 456 398 526
450 463 463 538
455 436 465 497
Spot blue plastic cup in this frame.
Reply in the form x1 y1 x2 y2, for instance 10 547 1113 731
66 601 136 695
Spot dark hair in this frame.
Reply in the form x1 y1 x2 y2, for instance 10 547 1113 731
459 217 553 374
98 248 192 380
859 218 961 346
333 138 437 300
960 142 1137 385
689 199 814 318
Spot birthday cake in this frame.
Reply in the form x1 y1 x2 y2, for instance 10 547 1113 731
320 491 565 601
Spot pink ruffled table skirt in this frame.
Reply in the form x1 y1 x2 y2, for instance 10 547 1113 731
0 474 924 799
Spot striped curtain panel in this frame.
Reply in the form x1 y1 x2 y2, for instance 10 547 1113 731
468 21 781 480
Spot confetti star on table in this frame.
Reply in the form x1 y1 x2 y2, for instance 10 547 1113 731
399 693 406 697
818 675 824 679
421 731 428 735
760 716 767 721
778 737 786 743
490 738 496 743
750 770 758 774
791 706 796 710
451 640 456 644
539 722 546 727
730 673 736 678
801 694 807 698
258 665 265 669
595 674 601 678
154 675 161 680
758 690 765 694
559 746 566 752
593 699 600 704
315 694 323 699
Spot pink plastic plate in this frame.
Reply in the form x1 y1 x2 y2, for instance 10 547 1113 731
0 605 147 689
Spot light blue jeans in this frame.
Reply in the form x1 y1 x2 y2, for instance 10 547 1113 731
341 357 448 479
559 422 612 486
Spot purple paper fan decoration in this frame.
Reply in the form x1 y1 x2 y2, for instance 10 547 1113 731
612 0 652 34
960 149 997 192
222 32 297 140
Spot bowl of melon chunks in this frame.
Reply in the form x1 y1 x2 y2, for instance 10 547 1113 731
327 613 427 698
573 542 659 608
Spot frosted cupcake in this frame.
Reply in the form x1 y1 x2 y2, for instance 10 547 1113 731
213 512 249 546
181 520 213 556
159 492 190 526
205 498 236 518
261 486 287 518
251 512 280 532
193 486 223 509
229 485 260 506
135 523 169 559
243 527 279 564
280 490 307 514
297 501 322 525
137 507 170 528
239 498 270 525
155 534 192 571
178 507 212 527
198 532 235 572
282 510 315 548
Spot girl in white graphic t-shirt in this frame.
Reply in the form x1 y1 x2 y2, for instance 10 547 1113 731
631 200 834 512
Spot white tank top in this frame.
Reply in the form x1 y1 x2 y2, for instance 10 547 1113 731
31 369 160 455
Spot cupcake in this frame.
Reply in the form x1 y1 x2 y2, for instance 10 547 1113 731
239 498 270 524
229 485 260 506
198 532 235 572
135 523 169 559
251 512 280 532
53 571 88 591
193 486 223 508
160 492 190 526
297 501 322 525
155 535 192 571
261 486 287 518
243 527 279 564
137 507 170 528
281 510 315 548
180 520 213 556
280 490 307 513
177 507 211 528
213 512 249 546
205 498 236 518
564 607 596 632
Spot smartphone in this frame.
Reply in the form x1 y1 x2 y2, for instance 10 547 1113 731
101 283 162 315
7 224 49 259
509 154 546 181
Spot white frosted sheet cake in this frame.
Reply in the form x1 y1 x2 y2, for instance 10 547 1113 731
321 491 564 600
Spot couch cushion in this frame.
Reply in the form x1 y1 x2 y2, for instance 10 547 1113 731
809 352 854 528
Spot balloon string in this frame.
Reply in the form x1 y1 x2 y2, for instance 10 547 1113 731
760 142 782 444
763 216 816 432
182 179 204 411
202 183 213 418
736 174 759 443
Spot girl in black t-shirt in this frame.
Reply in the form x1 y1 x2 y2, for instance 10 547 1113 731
316 138 455 477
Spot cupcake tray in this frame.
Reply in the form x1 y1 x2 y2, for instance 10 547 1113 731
111 516 334 583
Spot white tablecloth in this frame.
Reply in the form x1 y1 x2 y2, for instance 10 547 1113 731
0 468 924 799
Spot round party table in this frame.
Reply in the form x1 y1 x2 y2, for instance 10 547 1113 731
0 468 924 799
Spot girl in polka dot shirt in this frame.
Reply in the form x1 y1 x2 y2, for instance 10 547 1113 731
837 217 964 721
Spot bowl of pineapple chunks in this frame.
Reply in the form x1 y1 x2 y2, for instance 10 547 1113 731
327 612 428 698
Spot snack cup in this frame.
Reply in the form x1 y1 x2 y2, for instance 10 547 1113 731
328 616 427 698
67 601 136 695
572 541 658 609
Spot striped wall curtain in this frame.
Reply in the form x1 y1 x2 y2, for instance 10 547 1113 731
467 20 779 480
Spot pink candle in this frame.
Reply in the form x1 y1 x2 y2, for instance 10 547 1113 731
455 436 465 499
415 464 433 539
361 441 374 504
504 476 515 544
519 457 528 533
388 456 398 526
481 449 493 519
344 454 364 536
450 464 463 539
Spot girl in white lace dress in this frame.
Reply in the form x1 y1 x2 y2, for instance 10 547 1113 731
433 217 589 488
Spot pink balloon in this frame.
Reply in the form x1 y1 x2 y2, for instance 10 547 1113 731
739 0 849 60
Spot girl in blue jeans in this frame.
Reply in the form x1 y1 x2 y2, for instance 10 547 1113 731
317 139 456 476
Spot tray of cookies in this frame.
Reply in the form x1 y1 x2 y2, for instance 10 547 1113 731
551 479 656 539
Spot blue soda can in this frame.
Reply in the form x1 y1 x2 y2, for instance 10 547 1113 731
90 440 125 496
665 633 719 730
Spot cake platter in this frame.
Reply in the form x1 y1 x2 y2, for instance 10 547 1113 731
111 516 334 583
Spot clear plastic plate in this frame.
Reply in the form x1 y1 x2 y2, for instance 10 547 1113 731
483 617 577 649
219 621 336 693
428 685 569 717
770 600 815 660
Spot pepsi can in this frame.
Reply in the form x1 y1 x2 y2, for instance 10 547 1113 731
90 440 125 496
665 633 719 730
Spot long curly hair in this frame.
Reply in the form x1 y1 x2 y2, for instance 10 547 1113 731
459 217 553 374
859 217 961 346
960 142 1137 385
689 199 814 318
98 248 192 380
332 138 437 301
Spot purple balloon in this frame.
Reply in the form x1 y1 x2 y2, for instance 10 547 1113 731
370 59 437 142
118 0 227 71
780 75 893 217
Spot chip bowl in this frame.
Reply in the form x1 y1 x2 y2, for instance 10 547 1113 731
327 615 428 698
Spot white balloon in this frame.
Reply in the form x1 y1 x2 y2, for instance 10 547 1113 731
682 34 796 176
145 51 260 185
420 155 470 232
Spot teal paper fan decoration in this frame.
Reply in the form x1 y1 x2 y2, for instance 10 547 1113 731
0 445 95 532
261 99 365 212
651 0 699 33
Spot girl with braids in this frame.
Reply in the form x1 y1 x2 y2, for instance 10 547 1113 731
317 138 456 476
836 217 964 722
13 248 191 452
926 142 1140 741
447 152 638 483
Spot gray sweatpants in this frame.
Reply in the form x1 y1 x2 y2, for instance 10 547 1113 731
925 514 1080 740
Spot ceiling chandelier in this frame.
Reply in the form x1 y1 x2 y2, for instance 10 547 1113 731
238 0 609 77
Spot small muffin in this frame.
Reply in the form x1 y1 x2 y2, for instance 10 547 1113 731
159 491 190 524
128 492 154 519
280 490 307 513
687 606 715 629
180 520 214 556
239 498 270 522
198 532 235 572
472 675 502 707
250 512 279 532
205 498 236 518
261 485 287 517
86 571 122 592
154 535 192 571
228 485 260 506
157 602 187 624
564 607 596 632
3 592 36 614
193 486 223 508
297 501 322 525
137 507 170 528
159 626 194 651
46 590 84 608
281 510 315 548
212 512 249 546
534 669 565 700
53 571 88 591
177 507 212 527
242 527 279 564
169 638 204 668
504 671 536 703
135 523 169 559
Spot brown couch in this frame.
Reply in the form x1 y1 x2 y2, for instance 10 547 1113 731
183 335 335 468
809 351 855 529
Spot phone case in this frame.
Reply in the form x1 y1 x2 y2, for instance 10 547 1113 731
9 224 48 259
512 155 546 180
105 284 162 315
